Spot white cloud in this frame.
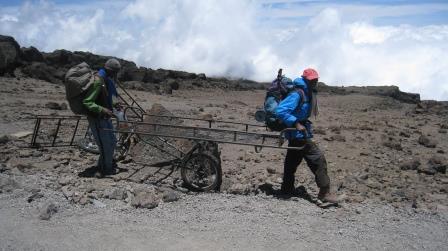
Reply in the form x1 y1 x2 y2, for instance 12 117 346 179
0 1 447 100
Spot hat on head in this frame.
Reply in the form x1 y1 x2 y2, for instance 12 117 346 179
302 68 319 80
104 58 121 72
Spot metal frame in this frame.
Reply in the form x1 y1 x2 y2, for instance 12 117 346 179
29 114 303 151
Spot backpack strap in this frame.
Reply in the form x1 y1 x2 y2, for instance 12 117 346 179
296 88 306 111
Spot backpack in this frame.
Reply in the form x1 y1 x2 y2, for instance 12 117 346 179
64 62 98 115
264 87 306 131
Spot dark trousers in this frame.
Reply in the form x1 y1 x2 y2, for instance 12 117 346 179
281 139 330 193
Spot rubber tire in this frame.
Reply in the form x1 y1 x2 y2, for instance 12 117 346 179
181 153 222 192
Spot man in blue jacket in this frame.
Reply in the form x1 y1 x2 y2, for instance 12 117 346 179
275 68 340 203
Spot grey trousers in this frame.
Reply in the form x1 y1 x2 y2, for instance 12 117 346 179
87 116 117 173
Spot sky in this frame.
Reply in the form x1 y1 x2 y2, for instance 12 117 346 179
0 0 447 100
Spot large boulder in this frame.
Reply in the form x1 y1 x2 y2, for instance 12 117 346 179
0 35 22 75
167 69 197 80
21 46 44 62
146 69 169 83
21 62 63 84
43 49 73 66
119 66 148 82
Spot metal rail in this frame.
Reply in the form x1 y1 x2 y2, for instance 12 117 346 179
111 121 305 150
29 114 304 151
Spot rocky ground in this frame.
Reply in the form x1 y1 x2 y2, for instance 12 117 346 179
0 74 447 250
1 34 447 250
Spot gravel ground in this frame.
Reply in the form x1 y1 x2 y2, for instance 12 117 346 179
1 176 447 251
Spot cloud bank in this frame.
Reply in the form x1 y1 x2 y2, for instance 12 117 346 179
1 0 447 100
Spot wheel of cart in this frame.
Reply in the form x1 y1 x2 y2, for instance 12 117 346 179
180 141 222 192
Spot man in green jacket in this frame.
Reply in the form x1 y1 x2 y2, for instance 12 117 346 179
83 58 121 176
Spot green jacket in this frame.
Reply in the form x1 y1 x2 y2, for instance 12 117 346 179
82 75 109 114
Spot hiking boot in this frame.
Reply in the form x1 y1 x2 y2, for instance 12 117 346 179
102 168 117 176
280 185 295 195
318 187 342 204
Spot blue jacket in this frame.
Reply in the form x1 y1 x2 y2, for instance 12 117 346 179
275 77 313 140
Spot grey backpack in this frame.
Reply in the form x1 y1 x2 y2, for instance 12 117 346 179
64 62 97 115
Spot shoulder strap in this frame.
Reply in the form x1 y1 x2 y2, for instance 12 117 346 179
297 88 305 109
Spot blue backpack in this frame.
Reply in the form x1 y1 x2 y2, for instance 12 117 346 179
256 69 306 131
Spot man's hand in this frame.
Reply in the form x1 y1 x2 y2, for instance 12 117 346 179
113 102 123 111
295 122 306 132
102 108 114 117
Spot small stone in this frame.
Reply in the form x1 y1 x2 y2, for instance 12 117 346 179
38 202 58 220
428 155 447 174
10 131 33 138
92 199 106 208
0 176 21 193
418 135 437 148
19 150 32 158
79 196 90 205
400 160 421 171
45 102 67 110
61 186 73 199
131 191 159 209
229 184 251 195
332 135 346 142
399 131 411 138
0 135 10 144
58 176 72 186
106 188 127 200
383 138 403 151
27 189 43 203
417 166 437 175
358 174 369 180
162 190 180 203
266 167 276 174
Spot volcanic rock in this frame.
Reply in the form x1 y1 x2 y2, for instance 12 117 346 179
105 188 127 200
120 66 147 82
0 135 9 144
27 189 44 203
162 189 180 203
45 102 67 110
0 35 21 75
418 135 437 148
131 190 159 209
427 155 447 174
400 160 420 171
38 202 58 220
0 176 21 193
21 46 44 62
383 138 403 151
21 62 62 84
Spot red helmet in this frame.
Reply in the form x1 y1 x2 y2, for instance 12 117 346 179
302 68 319 80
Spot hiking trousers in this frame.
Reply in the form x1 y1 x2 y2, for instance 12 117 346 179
87 116 117 173
281 139 330 193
